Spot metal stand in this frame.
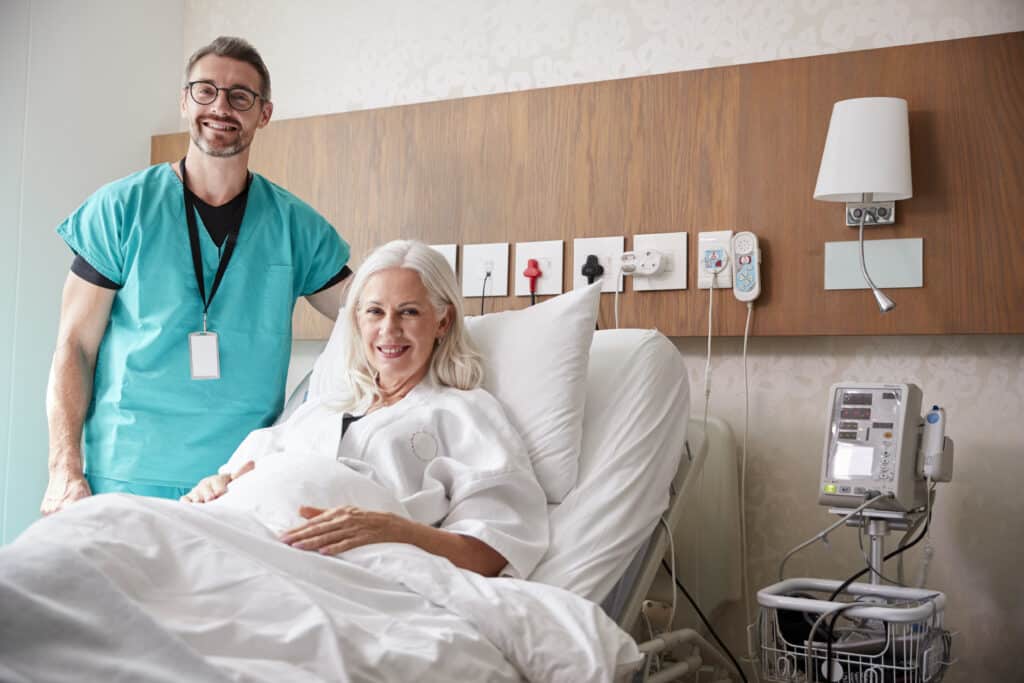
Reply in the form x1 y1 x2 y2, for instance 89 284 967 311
827 506 921 585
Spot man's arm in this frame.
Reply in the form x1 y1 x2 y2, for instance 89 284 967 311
41 273 115 514
304 276 350 321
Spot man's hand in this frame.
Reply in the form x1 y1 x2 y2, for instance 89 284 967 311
40 471 92 515
180 460 255 503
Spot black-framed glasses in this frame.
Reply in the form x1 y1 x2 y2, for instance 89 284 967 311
186 80 263 111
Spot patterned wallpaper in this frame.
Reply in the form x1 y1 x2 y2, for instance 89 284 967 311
185 2 1024 680
183 0 1024 121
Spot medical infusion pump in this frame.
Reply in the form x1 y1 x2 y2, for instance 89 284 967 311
819 382 934 512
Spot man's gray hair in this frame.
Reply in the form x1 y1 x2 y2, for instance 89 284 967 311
185 36 271 100
336 240 484 412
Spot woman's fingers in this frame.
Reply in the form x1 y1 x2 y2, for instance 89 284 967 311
280 507 359 544
181 474 231 504
293 528 354 552
232 460 255 480
281 507 405 556
212 475 231 497
281 517 339 544
198 480 220 502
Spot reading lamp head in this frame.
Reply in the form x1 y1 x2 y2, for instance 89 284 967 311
814 97 913 314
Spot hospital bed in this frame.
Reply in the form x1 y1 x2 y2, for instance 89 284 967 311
288 326 744 679
0 328 741 682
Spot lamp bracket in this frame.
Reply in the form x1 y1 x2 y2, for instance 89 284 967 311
845 201 896 227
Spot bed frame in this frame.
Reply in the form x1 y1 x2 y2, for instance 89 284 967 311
614 416 743 682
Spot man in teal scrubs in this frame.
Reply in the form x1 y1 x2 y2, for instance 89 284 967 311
41 37 351 512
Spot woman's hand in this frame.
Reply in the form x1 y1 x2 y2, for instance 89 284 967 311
180 460 255 503
279 505 409 555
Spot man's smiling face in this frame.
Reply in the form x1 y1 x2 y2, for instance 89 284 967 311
181 54 271 158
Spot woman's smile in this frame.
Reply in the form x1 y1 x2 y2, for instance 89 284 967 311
376 344 409 359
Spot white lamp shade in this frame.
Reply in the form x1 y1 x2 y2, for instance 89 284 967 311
813 97 913 202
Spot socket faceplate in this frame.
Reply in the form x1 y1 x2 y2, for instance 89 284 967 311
697 230 734 289
633 232 688 291
462 242 509 298
514 240 564 296
573 236 624 292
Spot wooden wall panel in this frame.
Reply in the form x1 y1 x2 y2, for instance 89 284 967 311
152 32 1024 338
736 32 1024 335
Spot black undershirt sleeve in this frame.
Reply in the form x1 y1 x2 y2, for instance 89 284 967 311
70 254 121 290
311 265 353 295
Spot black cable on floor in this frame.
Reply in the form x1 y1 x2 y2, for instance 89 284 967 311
660 559 749 683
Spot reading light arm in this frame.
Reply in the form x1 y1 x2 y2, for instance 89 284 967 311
857 192 896 313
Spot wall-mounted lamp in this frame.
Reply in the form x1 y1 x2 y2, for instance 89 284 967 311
814 97 912 313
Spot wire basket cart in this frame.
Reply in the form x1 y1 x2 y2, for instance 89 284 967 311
753 578 952 683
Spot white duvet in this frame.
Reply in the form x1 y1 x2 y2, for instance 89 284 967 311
0 494 642 683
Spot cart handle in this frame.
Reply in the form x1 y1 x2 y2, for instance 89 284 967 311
757 578 944 623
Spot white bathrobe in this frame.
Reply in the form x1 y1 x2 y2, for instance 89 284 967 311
210 375 549 578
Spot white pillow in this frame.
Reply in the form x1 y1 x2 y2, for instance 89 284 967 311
463 282 601 502
307 313 350 401
308 282 601 503
528 329 690 602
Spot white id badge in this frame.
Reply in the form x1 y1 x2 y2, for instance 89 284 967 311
189 331 221 380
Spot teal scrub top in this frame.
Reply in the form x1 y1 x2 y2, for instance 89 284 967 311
57 163 349 488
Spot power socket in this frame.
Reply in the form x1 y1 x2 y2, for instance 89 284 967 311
697 230 734 289
514 240 563 296
461 242 509 298
573 236 624 292
620 249 666 276
633 232 687 291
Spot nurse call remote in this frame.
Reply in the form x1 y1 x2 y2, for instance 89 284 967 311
732 231 761 302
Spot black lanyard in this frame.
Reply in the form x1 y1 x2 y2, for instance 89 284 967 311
180 159 249 328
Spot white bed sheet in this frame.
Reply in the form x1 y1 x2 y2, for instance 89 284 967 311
0 494 642 683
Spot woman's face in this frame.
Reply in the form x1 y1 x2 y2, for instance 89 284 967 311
356 267 450 391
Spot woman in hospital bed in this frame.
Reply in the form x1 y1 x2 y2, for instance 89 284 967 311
1 240 644 682
183 238 548 579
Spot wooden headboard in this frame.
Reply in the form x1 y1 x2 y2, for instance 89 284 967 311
153 32 1024 338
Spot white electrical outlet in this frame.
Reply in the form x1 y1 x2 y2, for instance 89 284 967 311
429 244 458 279
461 242 509 298
514 240 564 296
697 230 734 289
572 236 624 292
632 232 688 291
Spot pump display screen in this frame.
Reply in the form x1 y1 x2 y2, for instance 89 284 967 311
832 442 876 480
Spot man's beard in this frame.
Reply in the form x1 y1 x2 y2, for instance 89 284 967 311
189 119 251 158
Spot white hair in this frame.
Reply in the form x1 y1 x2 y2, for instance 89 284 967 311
335 240 483 412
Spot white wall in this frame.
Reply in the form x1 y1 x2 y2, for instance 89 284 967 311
182 3 1024 682
1 0 183 541
0 0 31 547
